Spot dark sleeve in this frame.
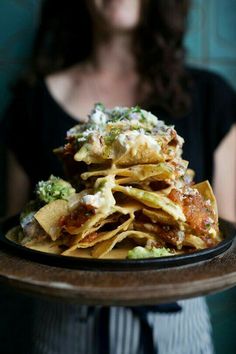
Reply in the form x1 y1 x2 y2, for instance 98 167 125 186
0 84 37 176
209 72 236 148
189 68 236 151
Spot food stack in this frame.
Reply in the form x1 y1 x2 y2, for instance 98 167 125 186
13 104 220 259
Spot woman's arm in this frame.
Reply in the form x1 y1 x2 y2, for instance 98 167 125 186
6 150 30 217
213 124 236 223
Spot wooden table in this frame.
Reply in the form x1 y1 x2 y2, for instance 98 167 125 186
0 239 235 306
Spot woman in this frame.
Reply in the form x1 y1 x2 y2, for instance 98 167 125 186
1 0 235 353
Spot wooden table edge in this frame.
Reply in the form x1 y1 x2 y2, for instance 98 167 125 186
1 270 235 305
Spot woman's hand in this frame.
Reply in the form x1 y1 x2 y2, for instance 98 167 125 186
214 124 236 223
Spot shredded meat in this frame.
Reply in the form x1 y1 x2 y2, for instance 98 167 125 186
59 204 96 234
168 188 217 236
156 225 183 246
82 232 98 243
134 221 180 247
64 142 75 156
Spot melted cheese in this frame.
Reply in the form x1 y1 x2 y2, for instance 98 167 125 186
81 176 116 215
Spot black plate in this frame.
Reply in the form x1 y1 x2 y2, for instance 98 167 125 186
0 216 235 271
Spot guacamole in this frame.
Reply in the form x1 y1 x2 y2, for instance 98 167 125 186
127 246 173 259
36 175 75 203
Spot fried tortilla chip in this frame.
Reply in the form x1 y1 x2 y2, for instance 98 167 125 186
26 239 63 254
193 181 218 216
77 215 134 248
6 226 23 243
183 234 206 249
113 139 165 166
92 230 157 258
69 212 105 238
6 226 63 254
114 185 186 221
142 208 178 225
74 144 105 164
114 201 143 214
133 222 185 248
34 199 69 240
81 163 176 181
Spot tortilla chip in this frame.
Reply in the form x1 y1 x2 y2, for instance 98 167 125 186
74 144 105 164
133 221 187 248
112 129 183 166
77 215 134 248
6 226 22 243
142 208 178 225
6 225 63 254
193 181 218 216
26 239 63 254
114 185 186 222
64 247 130 259
114 201 143 214
69 212 105 238
81 163 176 181
34 200 69 240
92 230 157 258
183 234 206 249
127 231 158 245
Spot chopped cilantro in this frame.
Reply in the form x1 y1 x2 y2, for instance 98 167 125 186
94 102 105 112
104 128 122 145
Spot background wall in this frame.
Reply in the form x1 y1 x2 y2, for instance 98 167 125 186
0 1 235 353
0 0 41 215
185 0 236 88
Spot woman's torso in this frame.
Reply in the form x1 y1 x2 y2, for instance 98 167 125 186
3 67 235 189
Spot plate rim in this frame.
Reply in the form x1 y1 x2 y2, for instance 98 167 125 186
0 216 235 271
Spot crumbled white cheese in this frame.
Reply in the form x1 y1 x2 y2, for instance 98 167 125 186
141 109 158 125
90 109 107 125
205 216 214 225
81 193 103 208
117 131 161 152
177 230 185 242
129 112 140 120
174 179 185 190
125 186 133 190
67 125 81 138
81 176 116 215
68 104 185 166
185 187 199 196
77 128 95 142
176 135 184 147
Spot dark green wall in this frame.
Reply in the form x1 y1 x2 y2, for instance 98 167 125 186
0 0 41 215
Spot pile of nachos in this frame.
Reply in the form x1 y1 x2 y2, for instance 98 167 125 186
7 104 222 259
